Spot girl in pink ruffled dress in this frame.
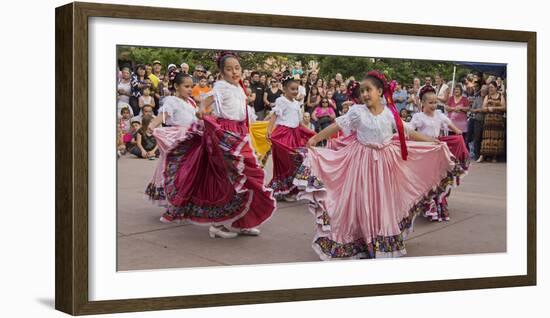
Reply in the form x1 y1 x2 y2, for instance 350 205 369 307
298 71 459 260
145 73 198 209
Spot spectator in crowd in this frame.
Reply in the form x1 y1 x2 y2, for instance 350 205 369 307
446 84 470 142
335 73 343 85
191 76 212 104
138 87 155 114
130 64 150 116
419 75 434 96
263 78 283 112
312 97 336 133
296 75 307 111
306 85 321 114
117 67 132 105
152 60 164 80
469 83 487 160
131 104 155 124
302 111 315 131
158 76 171 105
327 78 338 92
392 81 408 112
130 115 160 160
326 89 337 110
117 51 134 73
315 78 326 97
400 108 412 122
180 63 189 74
478 81 506 163
145 63 159 91
292 61 304 77
333 83 348 115
249 71 266 120
259 74 267 86
434 74 450 112
192 64 207 84
305 70 318 100
496 76 505 94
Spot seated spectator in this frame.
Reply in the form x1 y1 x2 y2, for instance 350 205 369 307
312 97 336 132
302 112 315 131
129 115 160 160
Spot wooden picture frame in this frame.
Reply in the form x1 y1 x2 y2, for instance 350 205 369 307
55 1 536 315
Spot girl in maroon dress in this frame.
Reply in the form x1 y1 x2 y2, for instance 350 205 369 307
161 52 276 239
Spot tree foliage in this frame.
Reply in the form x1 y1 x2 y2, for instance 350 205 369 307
117 46 472 85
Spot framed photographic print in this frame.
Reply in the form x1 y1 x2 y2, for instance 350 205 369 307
55 1 536 315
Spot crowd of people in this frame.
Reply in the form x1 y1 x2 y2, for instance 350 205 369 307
115 51 506 260
117 57 507 164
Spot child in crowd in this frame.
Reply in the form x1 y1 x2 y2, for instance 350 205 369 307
138 87 155 113
130 115 159 159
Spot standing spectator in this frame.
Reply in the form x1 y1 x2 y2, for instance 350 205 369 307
117 51 134 72
138 87 156 113
180 63 190 74
469 84 487 160
419 75 434 96
250 71 266 120
296 75 307 111
117 67 132 105
263 78 283 113
446 85 470 142
435 74 450 112
152 60 164 81
392 81 408 112
192 64 207 84
259 74 267 87
333 83 348 115
496 76 505 94
130 64 150 116
305 70 318 101
305 85 321 114
315 78 326 97
191 76 212 104
478 81 506 163
145 63 160 114
335 73 344 85
327 78 338 92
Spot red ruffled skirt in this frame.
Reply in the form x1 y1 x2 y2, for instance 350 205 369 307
268 125 315 198
162 116 276 229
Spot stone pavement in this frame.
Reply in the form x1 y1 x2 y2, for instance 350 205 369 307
117 154 506 271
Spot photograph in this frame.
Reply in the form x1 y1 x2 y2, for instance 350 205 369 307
115 46 508 271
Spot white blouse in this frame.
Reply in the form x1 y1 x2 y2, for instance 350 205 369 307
207 80 247 121
159 96 197 126
335 104 409 145
273 96 301 128
409 110 451 138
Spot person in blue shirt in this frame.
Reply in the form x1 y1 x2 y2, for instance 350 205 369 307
392 81 408 112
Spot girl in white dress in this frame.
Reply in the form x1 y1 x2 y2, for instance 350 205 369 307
409 85 469 221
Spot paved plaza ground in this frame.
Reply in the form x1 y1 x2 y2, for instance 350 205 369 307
117 154 506 271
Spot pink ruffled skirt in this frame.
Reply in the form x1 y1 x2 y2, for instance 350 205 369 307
298 135 458 260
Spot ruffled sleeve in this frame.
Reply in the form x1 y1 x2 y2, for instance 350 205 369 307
335 105 361 134
272 96 287 117
158 96 176 118
436 110 452 126
409 112 423 131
